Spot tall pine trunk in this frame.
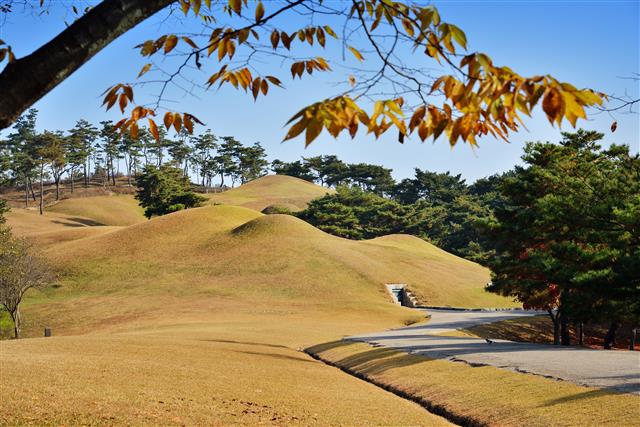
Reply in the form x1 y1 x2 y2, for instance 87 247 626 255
578 322 584 346
548 309 561 345
28 177 37 201
604 322 618 349
70 166 75 193
560 311 571 346
111 157 116 186
39 164 44 215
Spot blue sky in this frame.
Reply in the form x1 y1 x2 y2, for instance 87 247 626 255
1 0 638 183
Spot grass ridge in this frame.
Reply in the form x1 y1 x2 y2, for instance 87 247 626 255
304 341 481 427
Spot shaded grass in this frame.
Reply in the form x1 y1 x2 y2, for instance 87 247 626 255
461 316 636 350
308 340 640 427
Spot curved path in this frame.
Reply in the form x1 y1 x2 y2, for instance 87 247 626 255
348 309 640 394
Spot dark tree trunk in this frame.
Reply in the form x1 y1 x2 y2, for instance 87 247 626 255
55 179 60 200
630 328 637 351
0 0 175 130
548 309 560 345
70 166 75 193
10 308 20 339
604 322 618 350
560 311 571 346
126 156 132 186
39 164 44 215
24 179 28 207
84 162 89 187
28 177 37 201
578 322 584 346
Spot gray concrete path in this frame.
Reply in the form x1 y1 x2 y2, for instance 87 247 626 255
348 309 640 394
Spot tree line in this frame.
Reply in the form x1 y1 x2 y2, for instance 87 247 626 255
277 156 499 263
291 131 639 347
0 109 270 214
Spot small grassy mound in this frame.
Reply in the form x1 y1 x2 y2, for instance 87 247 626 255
48 195 145 226
261 203 298 214
207 175 331 211
5 208 105 235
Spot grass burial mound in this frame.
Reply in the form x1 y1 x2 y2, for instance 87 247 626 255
47 194 145 226
5 200 633 425
207 174 332 211
4 194 144 249
1 204 507 425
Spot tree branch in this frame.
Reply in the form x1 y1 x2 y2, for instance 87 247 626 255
0 0 175 130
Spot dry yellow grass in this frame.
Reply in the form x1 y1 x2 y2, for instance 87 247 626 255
47 194 145 226
18 205 513 338
207 175 332 211
1 332 450 426
308 341 640 427
0 202 512 425
4 207 124 250
5 208 101 235
6 184 587 426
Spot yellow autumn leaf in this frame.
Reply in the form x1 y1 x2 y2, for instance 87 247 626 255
164 35 178 53
137 63 152 78
347 46 364 62
305 119 323 146
148 118 159 140
255 1 264 22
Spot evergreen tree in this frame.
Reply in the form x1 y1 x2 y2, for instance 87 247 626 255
483 130 640 347
237 142 268 183
5 109 39 207
271 159 315 182
215 137 242 187
98 121 120 186
298 186 414 239
191 130 218 189
68 119 98 189
135 164 206 219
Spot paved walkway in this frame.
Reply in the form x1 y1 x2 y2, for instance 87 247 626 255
347 309 640 394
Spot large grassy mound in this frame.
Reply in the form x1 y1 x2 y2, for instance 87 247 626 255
207 174 332 211
0 190 525 425
25 206 511 338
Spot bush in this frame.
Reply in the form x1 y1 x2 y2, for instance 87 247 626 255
261 204 296 215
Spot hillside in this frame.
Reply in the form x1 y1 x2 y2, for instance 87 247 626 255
13 205 513 340
206 174 332 211
47 194 145 226
1 192 516 426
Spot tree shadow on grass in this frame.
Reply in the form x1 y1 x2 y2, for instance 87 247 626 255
199 338 289 349
307 340 428 376
541 389 623 407
232 349 317 363
51 217 105 227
